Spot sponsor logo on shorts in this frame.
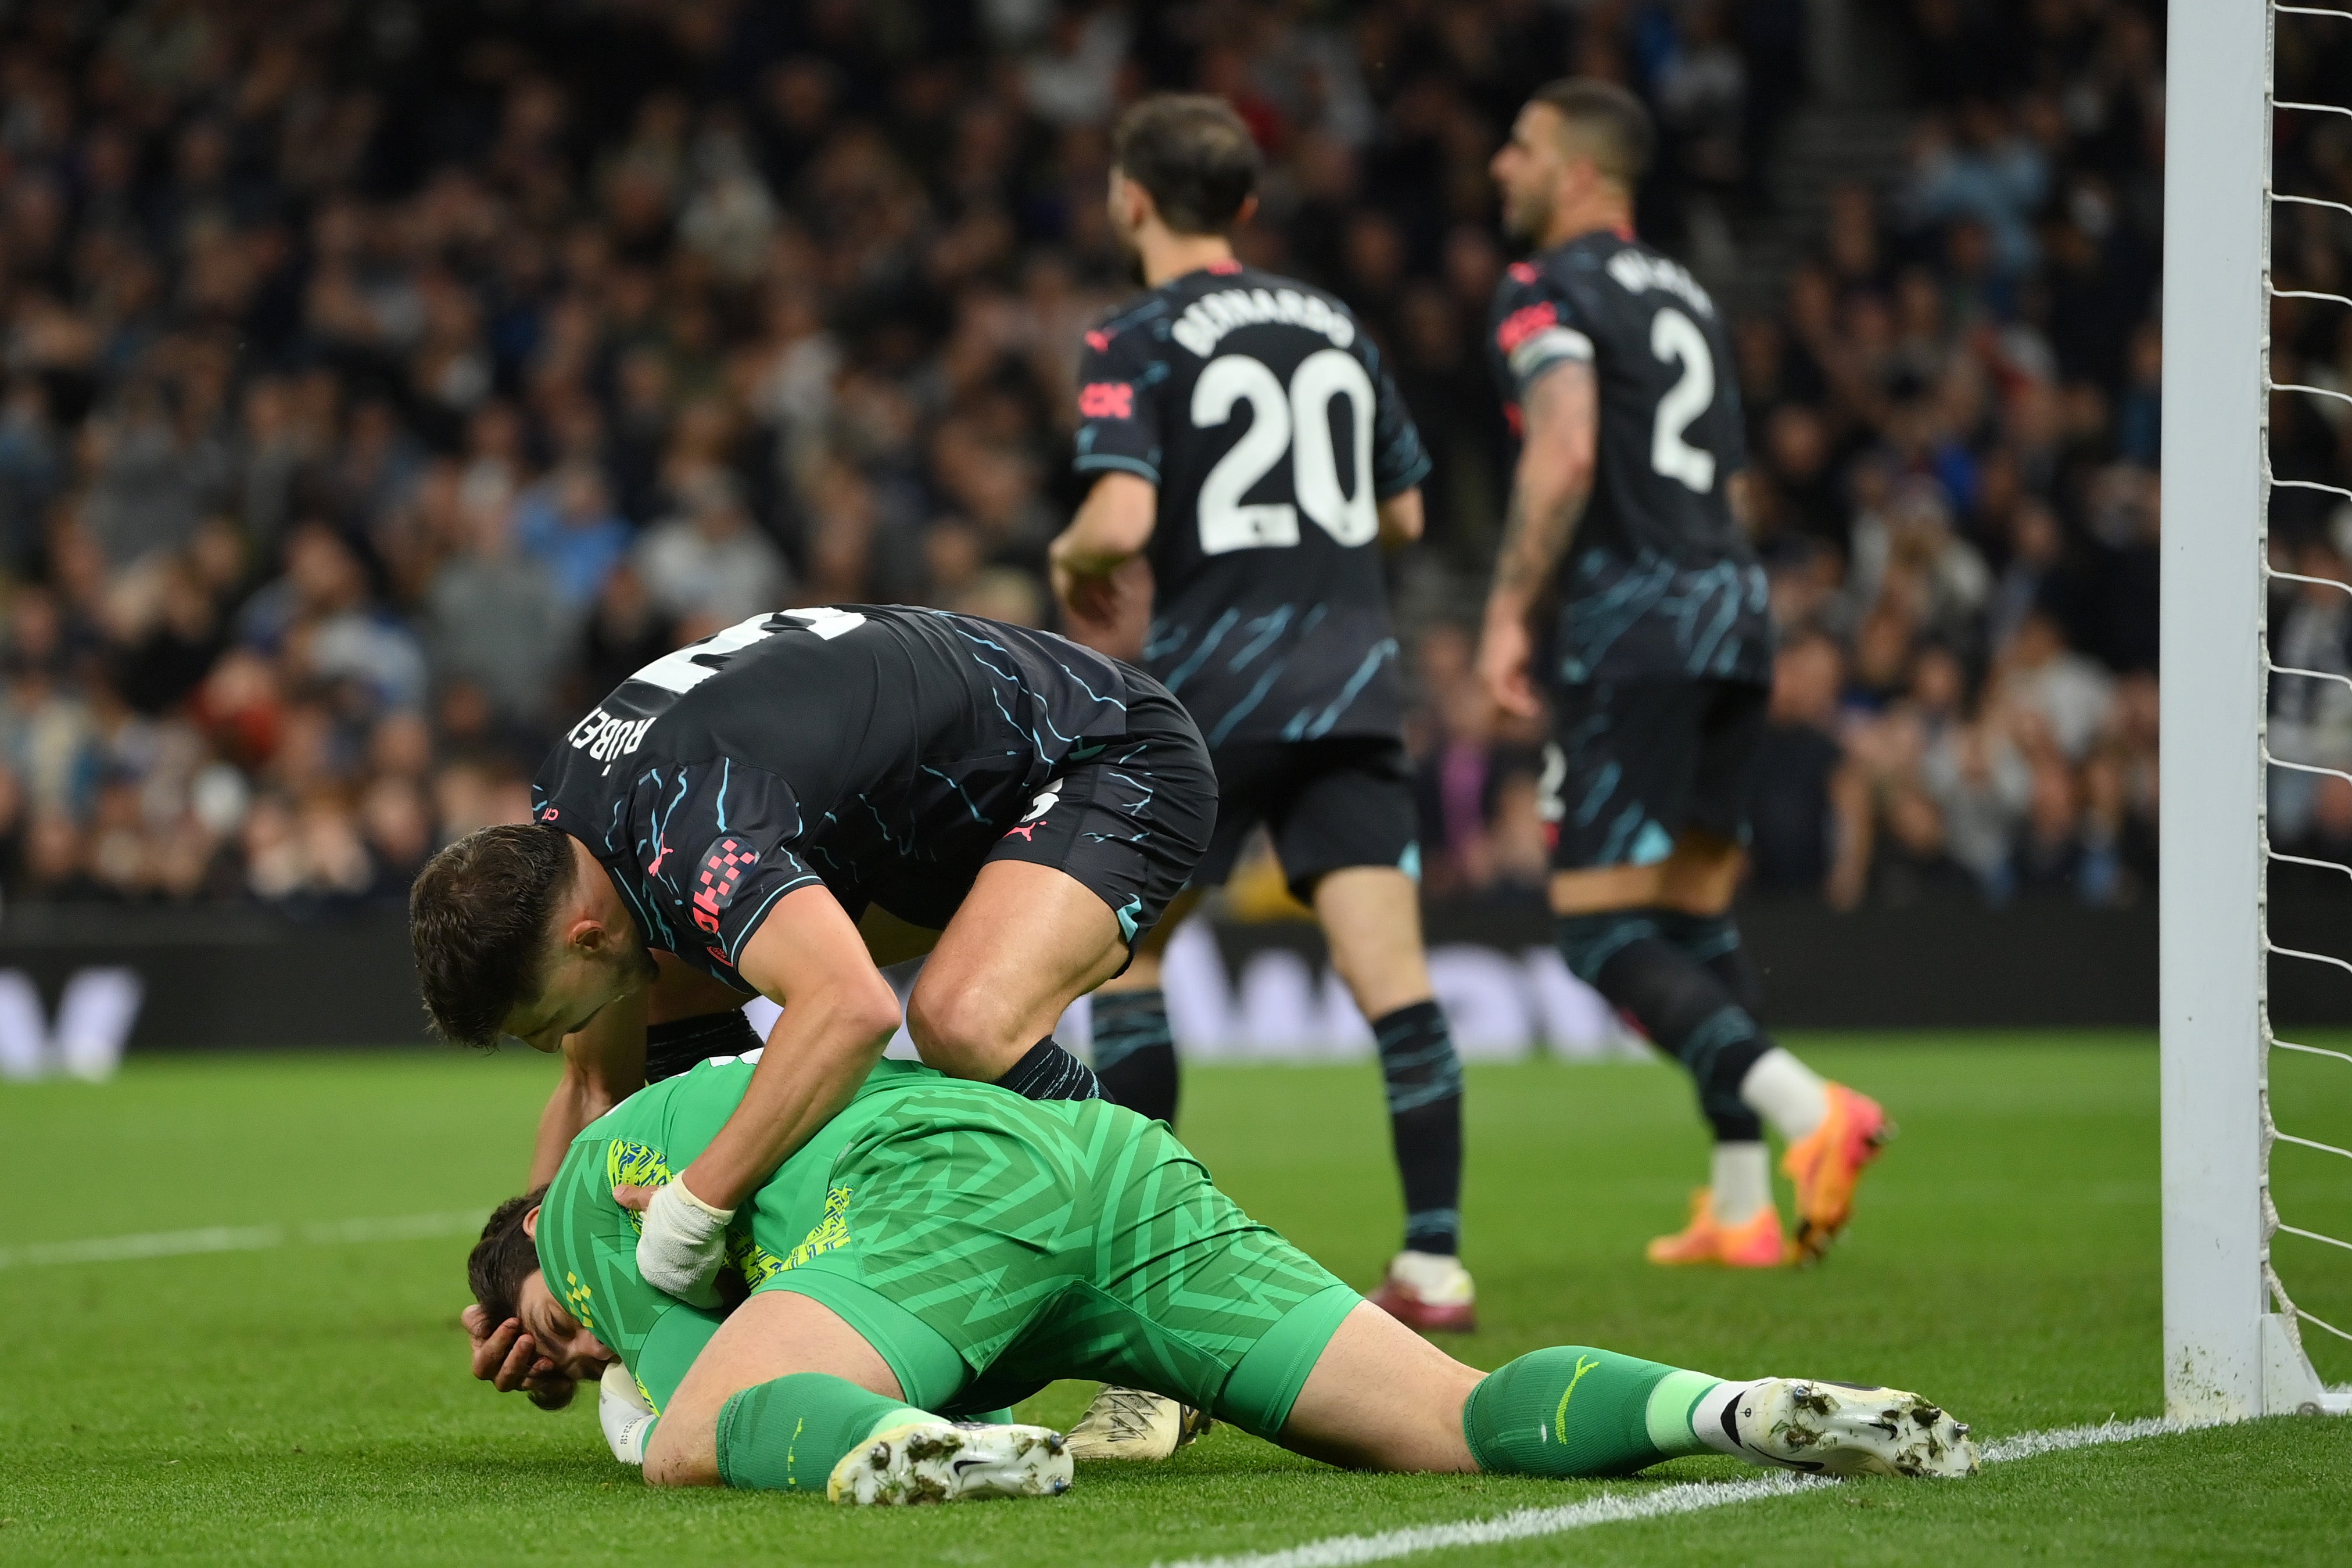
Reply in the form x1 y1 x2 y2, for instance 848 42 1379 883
1003 780 1062 842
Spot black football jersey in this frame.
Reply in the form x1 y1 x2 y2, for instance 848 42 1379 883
532 606 1131 982
1073 262 1431 748
1486 230 1773 688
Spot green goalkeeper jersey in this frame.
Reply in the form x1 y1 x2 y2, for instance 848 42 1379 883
535 1053 940 1409
536 1050 1357 1436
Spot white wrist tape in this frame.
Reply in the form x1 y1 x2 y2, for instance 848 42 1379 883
636 1179 736 1307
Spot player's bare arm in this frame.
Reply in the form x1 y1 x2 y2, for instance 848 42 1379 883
619 885 903 1303
1049 471 1157 654
1376 487 1424 550
1476 360 1597 719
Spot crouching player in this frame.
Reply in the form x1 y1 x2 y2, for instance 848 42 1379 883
468 1051 1977 1503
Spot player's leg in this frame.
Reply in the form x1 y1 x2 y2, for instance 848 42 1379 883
642 1290 1071 1502
907 680 1216 1103
1087 885 1203 1126
1088 738 1277 1128
1276 1304 1977 1479
1271 739 1472 1328
1546 680 1791 1264
905 859 1130 1096
1657 684 1888 1263
1071 1114 1977 1480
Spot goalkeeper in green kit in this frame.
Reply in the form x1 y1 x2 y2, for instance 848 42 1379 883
469 1050 1978 1503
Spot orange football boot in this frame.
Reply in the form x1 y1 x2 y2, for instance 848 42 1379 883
1780 1082 1891 1262
1645 1190 1788 1267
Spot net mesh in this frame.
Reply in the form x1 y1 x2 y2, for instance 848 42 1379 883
2260 0 2352 1377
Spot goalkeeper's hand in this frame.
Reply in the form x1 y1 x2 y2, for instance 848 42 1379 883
615 1178 734 1307
462 1302 576 1409
599 1363 658 1467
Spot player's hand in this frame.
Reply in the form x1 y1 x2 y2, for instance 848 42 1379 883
1051 554 1123 627
462 1302 578 1409
1476 616 1543 720
617 1178 733 1308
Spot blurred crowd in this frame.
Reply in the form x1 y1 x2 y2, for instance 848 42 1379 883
0 0 2306 917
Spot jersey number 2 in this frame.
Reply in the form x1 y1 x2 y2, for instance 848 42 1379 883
629 608 867 695
1192 349 1378 555
1649 307 1718 494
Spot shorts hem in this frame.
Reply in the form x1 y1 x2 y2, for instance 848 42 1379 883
1217 1283 1363 1440
754 1266 970 1413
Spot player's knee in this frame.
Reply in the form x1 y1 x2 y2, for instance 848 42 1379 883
643 1426 720 1488
905 981 1024 1078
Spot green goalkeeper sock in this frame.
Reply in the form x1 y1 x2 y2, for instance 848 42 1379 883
715 1373 939 1492
1461 1347 1732 1477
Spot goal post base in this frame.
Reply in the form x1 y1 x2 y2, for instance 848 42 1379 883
2264 1316 2352 1418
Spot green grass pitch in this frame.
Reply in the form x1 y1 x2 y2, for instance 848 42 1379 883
5 1036 2349 1565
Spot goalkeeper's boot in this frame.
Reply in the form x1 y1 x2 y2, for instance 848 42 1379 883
1781 1082 1890 1262
827 1420 1073 1505
1065 1386 1213 1462
1727 1378 1979 1479
1646 1190 1786 1268
1368 1249 1477 1333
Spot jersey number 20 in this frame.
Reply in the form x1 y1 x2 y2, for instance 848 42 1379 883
1649 307 1718 494
1192 349 1378 555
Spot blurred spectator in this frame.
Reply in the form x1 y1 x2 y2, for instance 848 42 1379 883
1749 630 1869 907
636 471 791 630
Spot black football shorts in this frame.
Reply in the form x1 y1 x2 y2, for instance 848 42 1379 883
1544 678 1769 871
984 673 1216 950
1189 735 1421 903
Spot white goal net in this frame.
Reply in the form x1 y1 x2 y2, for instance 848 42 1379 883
2163 0 2352 1420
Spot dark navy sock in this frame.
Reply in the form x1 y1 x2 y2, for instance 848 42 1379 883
1652 910 1761 1013
1557 910 1772 1142
1090 989 1179 1126
1373 999 1465 1255
994 1036 1105 1101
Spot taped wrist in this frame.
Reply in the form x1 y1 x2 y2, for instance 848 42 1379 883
637 1180 735 1306
645 1010 761 1083
716 1372 937 1491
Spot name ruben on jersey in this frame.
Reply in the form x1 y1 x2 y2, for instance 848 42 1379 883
565 708 654 769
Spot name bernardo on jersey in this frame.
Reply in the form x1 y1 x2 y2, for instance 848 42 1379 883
1168 286 1357 358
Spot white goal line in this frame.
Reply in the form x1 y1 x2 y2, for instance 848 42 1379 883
1152 1417 2200 1568
0 1210 490 1271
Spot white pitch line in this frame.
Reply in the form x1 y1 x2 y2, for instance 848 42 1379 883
0 1211 489 1271
1153 1415 2212 1568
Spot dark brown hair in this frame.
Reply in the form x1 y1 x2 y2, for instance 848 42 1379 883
1529 78 1655 187
1112 94 1262 235
410 822 576 1046
467 1186 550 1330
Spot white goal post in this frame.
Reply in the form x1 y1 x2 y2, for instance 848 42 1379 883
2161 0 2351 1421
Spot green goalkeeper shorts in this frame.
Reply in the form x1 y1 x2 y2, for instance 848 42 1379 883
747 1084 1360 1439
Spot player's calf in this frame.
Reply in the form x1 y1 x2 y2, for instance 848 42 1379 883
1460 1346 1977 1480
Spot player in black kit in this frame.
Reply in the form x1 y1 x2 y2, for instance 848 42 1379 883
1048 96 1476 1372
410 605 1213 1406
1476 81 1888 1271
